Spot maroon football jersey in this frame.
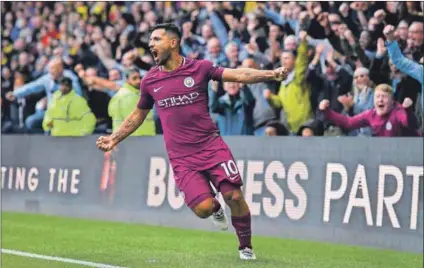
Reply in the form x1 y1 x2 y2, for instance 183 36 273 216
137 57 225 159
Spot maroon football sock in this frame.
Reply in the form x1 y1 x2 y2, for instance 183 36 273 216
212 198 221 213
231 212 252 250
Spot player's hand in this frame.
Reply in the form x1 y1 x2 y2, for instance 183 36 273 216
96 136 116 152
5 92 16 102
402 97 413 109
273 66 288 81
319 99 330 111
263 89 272 100
47 121 54 128
383 25 396 42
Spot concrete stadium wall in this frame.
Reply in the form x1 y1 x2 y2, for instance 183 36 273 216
1 135 423 253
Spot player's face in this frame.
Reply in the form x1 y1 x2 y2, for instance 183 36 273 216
149 29 176 65
374 89 392 116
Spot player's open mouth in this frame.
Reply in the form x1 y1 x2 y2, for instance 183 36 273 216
377 104 385 109
151 50 158 60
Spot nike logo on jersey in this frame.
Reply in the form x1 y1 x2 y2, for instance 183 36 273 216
153 86 163 92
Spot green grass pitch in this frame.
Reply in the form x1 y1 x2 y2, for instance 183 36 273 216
1 212 422 268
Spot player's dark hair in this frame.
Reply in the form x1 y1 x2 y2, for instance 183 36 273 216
150 23 182 41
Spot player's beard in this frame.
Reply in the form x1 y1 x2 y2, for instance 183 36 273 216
158 50 171 66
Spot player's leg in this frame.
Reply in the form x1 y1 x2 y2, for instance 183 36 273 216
206 160 256 260
220 182 256 260
172 165 222 220
197 173 229 230
191 193 222 219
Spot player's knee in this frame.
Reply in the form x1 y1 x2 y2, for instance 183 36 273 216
223 190 243 204
193 198 214 219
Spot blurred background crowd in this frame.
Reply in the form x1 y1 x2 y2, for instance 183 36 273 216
1 1 423 137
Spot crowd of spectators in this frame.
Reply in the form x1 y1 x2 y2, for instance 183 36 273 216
1 1 423 137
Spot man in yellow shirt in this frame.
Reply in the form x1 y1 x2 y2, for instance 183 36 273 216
43 77 96 136
108 68 155 136
264 31 313 133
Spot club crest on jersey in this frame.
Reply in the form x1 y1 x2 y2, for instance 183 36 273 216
386 121 392 131
184 77 195 88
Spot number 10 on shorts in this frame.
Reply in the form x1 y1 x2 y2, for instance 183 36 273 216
220 160 239 180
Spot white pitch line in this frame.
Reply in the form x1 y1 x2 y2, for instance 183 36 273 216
1 249 128 268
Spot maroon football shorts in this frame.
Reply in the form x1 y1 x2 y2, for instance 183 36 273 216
170 136 243 209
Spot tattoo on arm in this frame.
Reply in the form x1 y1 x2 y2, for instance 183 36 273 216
110 109 147 144
111 131 128 143
235 68 274 84
124 119 136 128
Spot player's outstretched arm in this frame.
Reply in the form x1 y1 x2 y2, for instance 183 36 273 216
96 108 150 151
222 66 288 84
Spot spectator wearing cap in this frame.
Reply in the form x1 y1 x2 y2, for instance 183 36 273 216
108 68 155 136
210 81 255 136
42 77 96 136
320 84 420 137
264 31 313 134
5 57 82 133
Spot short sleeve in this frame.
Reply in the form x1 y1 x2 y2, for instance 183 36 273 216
201 60 225 82
137 77 154 109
